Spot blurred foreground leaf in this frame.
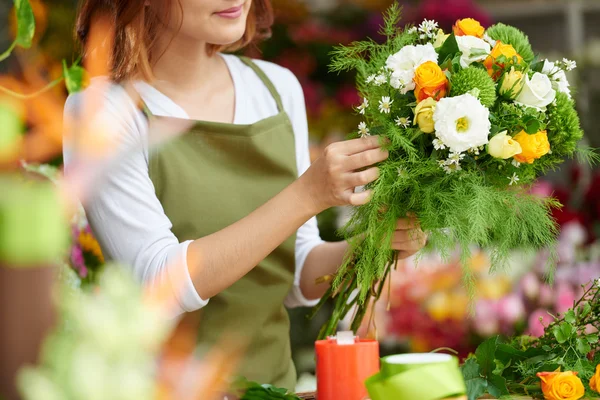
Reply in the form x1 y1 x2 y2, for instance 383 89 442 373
14 0 35 48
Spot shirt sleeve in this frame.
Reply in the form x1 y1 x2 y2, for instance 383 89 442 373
261 65 326 308
63 80 207 316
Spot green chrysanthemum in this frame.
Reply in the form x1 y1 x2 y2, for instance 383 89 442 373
547 92 584 155
486 23 535 64
450 67 497 108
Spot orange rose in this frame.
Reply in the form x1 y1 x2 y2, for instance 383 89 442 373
591 364 600 393
537 371 585 400
413 61 448 102
453 18 485 38
513 130 550 164
484 41 523 79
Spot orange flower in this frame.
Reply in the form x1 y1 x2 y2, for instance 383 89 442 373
513 130 550 164
537 370 585 400
453 18 485 38
413 61 448 102
591 364 600 393
484 41 523 79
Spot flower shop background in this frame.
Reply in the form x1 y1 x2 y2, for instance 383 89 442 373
1 0 600 392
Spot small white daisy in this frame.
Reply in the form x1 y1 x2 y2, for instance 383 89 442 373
562 58 577 71
358 122 370 137
433 139 446 150
447 152 465 165
511 159 521 168
395 116 410 128
468 147 480 156
357 98 369 115
366 74 376 84
374 74 387 86
442 161 462 174
379 96 393 114
509 172 520 186
407 26 418 35
418 19 439 40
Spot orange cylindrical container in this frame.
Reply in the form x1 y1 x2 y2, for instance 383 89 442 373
315 335 380 400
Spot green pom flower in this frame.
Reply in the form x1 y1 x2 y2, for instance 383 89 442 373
450 67 497 108
486 23 535 64
547 92 584 156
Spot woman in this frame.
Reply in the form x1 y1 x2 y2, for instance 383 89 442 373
65 0 426 389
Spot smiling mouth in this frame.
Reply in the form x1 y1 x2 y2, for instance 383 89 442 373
215 4 243 19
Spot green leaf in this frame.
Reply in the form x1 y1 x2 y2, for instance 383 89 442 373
475 336 498 377
487 374 509 398
14 0 35 49
438 33 460 66
63 60 86 94
553 322 574 344
580 302 592 318
461 358 488 400
493 359 511 376
522 115 542 134
586 334 599 344
576 337 591 355
564 309 576 324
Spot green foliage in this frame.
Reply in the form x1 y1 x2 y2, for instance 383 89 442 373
14 0 35 48
547 92 584 156
486 23 535 63
450 67 497 108
63 60 86 94
235 378 301 400
437 33 460 67
464 282 600 400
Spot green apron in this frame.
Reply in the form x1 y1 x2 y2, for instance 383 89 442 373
145 57 298 389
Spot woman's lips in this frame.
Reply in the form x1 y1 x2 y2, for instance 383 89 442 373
215 5 243 19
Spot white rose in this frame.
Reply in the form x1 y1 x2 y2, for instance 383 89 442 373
455 36 491 68
390 69 416 93
542 60 571 98
515 72 556 110
433 93 491 153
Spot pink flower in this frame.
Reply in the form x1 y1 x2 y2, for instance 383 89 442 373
70 245 88 278
555 283 576 315
539 283 554 307
520 272 540 300
530 180 553 198
497 294 525 325
527 309 554 337
473 299 499 337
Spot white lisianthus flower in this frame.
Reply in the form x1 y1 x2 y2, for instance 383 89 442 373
455 36 491 68
389 70 414 92
385 44 438 93
515 72 556 110
483 33 497 47
433 93 491 153
542 60 571 98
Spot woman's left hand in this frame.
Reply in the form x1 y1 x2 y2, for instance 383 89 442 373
391 216 427 259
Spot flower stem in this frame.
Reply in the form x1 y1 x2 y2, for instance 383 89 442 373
0 77 64 100
0 40 17 62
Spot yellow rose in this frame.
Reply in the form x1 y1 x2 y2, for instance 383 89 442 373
499 67 525 99
484 41 523 79
537 371 585 400
487 131 522 159
513 130 550 164
590 364 600 393
414 61 448 103
433 29 449 48
453 18 485 38
414 97 437 133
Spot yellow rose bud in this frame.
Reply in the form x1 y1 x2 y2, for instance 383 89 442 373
453 18 485 38
414 61 448 103
414 97 437 133
484 41 523 79
433 29 449 48
499 67 525 100
591 364 600 393
487 131 522 159
513 130 550 164
537 371 585 400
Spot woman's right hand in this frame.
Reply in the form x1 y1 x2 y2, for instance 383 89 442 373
300 136 389 213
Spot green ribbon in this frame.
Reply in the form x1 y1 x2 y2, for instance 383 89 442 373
366 353 466 400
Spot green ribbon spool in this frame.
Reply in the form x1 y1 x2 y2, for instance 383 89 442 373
366 353 466 400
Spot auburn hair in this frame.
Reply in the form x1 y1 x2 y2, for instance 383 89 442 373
75 0 274 82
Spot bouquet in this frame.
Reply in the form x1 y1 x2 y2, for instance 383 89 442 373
313 4 595 338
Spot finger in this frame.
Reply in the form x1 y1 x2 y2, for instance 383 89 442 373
396 217 420 230
348 190 373 206
346 148 389 170
346 167 380 187
339 136 385 155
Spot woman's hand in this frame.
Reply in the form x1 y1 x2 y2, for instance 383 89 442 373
391 216 427 259
300 136 389 214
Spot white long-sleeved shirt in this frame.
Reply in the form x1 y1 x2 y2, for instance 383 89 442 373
63 54 324 314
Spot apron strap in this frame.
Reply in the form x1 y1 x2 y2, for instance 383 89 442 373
238 56 285 113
